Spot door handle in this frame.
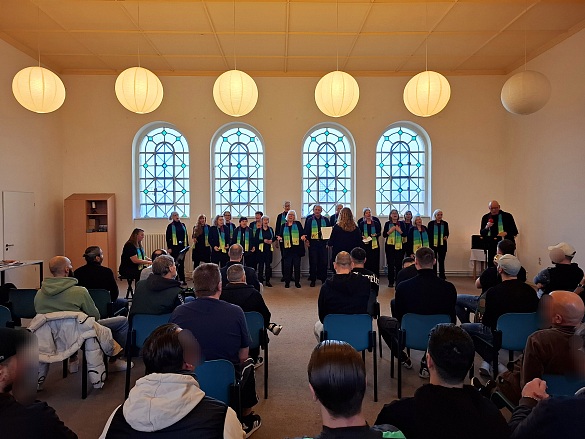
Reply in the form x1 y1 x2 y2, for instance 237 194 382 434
5 244 14 251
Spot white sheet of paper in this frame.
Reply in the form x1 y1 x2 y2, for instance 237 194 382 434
362 236 372 243
321 226 333 239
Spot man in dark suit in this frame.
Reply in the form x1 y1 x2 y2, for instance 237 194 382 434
480 200 518 267
378 247 457 377
220 244 261 291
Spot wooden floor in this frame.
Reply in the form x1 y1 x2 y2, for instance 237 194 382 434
40 275 486 439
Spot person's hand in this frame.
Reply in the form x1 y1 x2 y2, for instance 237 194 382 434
214 246 220 251
144 260 152 266
301 235 307 241
395 226 402 234
522 378 549 401
371 233 377 237
251 247 256 252
167 248 173 255
389 226 396 233
277 236 283 242
536 282 544 289
444 236 449 240
498 231 507 237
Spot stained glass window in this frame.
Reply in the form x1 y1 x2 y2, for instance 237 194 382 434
302 124 353 218
136 125 189 219
213 124 264 217
376 123 429 216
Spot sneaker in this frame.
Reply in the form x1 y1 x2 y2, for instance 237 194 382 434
254 357 264 369
401 357 413 369
419 366 430 379
68 356 80 374
93 381 105 389
295 282 301 288
285 283 290 288
268 323 282 336
242 413 262 438
108 359 134 372
479 361 492 377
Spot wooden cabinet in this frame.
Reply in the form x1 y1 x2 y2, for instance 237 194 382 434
64 194 116 273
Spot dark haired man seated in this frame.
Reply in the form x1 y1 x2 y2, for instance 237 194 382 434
99 323 244 438
375 324 510 439
291 340 404 439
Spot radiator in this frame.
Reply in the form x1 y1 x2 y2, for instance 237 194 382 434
143 233 193 279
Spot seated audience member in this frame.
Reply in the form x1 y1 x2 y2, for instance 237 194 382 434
375 324 510 439
74 246 128 315
456 239 527 324
99 323 244 439
475 290 585 404
220 244 261 292
350 247 380 316
131 255 185 316
139 248 168 281
314 251 372 340
0 328 77 439
378 247 457 377
462 254 539 377
35 256 130 372
508 324 585 439
171 263 261 437
395 256 417 286
221 264 283 366
291 340 405 439
534 242 584 296
575 274 585 307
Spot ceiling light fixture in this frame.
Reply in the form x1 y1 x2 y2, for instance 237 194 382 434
12 6 65 113
213 1 258 117
115 2 163 114
403 4 451 117
314 1 359 118
500 3 550 115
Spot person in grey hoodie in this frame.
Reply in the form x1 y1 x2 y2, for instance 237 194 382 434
313 252 371 340
100 323 244 439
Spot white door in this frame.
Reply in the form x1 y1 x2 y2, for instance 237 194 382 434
2 191 38 288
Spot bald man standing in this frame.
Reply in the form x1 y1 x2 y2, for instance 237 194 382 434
480 200 518 267
521 290 585 386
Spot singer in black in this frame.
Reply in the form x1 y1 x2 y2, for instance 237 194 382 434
209 215 230 267
304 204 331 287
480 200 518 267
383 209 406 288
223 211 237 243
231 217 256 267
428 209 449 280
191 214 211 269
279 210 306 288
165 212 188 286
255 215 275 287
357 207 382 277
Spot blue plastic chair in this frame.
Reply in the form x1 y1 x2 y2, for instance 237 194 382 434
393 313 451 398
8 289 37 323
0 305 12 327
124 313 172 397
196 359 241 417
245 311 269 399
321 314 378 401
543 374 585 397
88 289 113 319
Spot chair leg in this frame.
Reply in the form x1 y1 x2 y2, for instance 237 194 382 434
62 359 68 378
362 350 366 363
81 347 87 399
378 331 383 358
264 336 268 400
397 330 403 399
493 353 499 381
372 331 378 402
390 338 395 379
509 350 514 364
125 329 135 399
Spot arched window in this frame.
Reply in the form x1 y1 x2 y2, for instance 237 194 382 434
302 123 354 218
134 122 190 219
376 122 430 217
212 123 264 217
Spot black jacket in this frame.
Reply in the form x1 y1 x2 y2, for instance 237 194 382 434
394 269 457 323
318 272 371 323
481 279 539 330
74 263 119 302
131 275 183 315
220 283 271 327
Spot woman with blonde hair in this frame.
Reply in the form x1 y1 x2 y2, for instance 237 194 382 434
192 214 211 270
208 214 230 267
383 209 406 287
328 207 362 268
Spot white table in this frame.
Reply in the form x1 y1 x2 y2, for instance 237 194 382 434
0 260 44 288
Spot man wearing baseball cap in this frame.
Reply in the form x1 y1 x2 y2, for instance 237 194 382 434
0 328 77 438
462 254 539 377
534 242 584 295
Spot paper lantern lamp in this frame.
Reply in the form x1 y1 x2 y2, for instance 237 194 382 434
315 71 360 117
115 66 164 114
213 70 258 117
501 70 551 115
12 66 66 113
403 70 451 117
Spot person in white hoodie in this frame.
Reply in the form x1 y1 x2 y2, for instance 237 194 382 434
100 323 244 439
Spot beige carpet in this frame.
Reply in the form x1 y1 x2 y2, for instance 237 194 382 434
40 276 482 438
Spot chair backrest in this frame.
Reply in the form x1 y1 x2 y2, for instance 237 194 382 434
195 359 236 404
0 305 11 327
245 311 264 349
496 312 539 351
9 289 37 319
88 289 111 319
131 313 172 348
323 314 373 352
401 313 451 351
542 374 585 397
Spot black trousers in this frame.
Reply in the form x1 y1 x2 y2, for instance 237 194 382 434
432 246 447 278
170 245 187 282
211 250 229 268
363 242 381 276
385 245 404 285
308 240 328 282
283 253 301 284
257 249 273 282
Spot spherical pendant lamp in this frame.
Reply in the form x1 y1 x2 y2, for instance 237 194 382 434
403 70 451 117
12 66 66 113
501 70 551 115
315 70 359 118
213 69 258 117
115 66 163 114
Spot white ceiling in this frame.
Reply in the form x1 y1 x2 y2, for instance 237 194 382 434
1 0 585 77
